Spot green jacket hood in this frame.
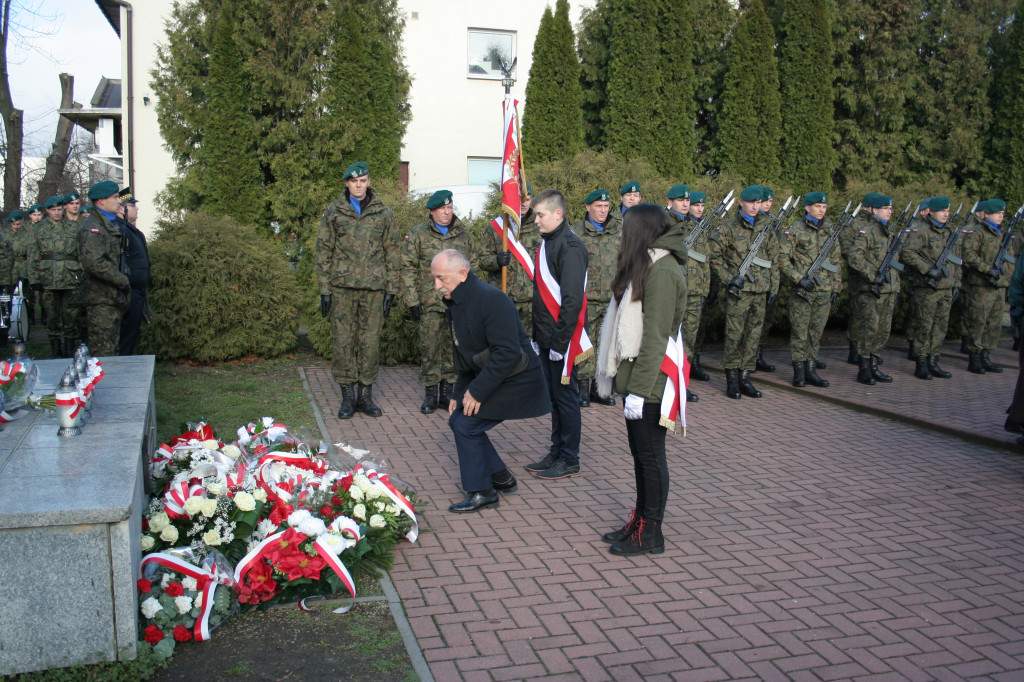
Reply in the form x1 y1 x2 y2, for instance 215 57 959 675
652 222 688 262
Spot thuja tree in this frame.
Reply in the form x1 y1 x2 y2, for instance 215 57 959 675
778 0 836 192
986 0 1024 200
717 0 782 185
692 0 736 174
577 0 613 149
522 0 585 164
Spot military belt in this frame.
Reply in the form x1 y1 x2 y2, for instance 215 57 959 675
821 262 839 273
687 250 707 263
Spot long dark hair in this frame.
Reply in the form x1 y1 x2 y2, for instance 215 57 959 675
610 203 673 303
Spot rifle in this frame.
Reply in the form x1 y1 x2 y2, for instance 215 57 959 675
869 201 915 299
685 189 734 251
924 202 974 290
727 195 799 299
988 204 1024 285
794 201 861 302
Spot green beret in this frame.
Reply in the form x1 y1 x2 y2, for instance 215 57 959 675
865 194 893 209
861 192 879 206
667 184 691 200
761 187 774 201
425 189 453 210
44 195 64 209
620 181 641 195
526 183 533 195
7 209 24 222
979 198 1007 214
343 161 369 180
64 192 80 203
690 191 707 204
80 206 93 214
28 204 42 213
804 191 827 206
928 196 951 211
584 189 611 204
739 185 762 202
87 180 120 200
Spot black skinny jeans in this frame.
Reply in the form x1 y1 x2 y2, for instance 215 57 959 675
624 406 669 522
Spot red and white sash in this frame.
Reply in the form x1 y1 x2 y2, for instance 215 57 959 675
535 240 593 384
490 218 534 280
658 324 690 434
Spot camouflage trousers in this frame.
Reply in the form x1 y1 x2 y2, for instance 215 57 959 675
44 288 80 340
514 300 533 338
852 291 895 357
683 293 706 356
758 290 778 345
904 288 919 345
722 291 766 370
787 291 830 362
330 288 384 386
578 300 608 380
418 309 456 385
846 283 861 345
910 287 952 357
85 303 124 357
964 285 1006 352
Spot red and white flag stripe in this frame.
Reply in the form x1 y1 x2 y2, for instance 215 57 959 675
535 241 592 384
658 324 690 433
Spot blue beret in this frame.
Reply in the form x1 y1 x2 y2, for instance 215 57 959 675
690 191 707 204
620 181 641 195
425 189 453 210
928 196 951 211
584 189 611 204
87 180 120 200
667 184 691 200
343 162 369 180
44 195 65 209
804 191 827 206
740 185 762 202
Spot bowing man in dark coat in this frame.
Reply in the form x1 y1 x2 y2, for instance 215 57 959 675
433 249 552 513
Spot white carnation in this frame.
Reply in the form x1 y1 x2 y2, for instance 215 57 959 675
174 596 193 615
256 519 278 539
221 444 241 460
319 533 347 555
369 514 386 529
141 597 162 620
183 496 205 516
160 525 179 543
353 504 366 520
287 509 313 527
233 491 256 512
298 517 327 538
182 577 198 591
194 591 203 609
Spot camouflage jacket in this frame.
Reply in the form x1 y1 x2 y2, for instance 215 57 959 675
710 211 779 295
572 213 622 303
781 215 843 294
315 189 400 294
961 217 1021 289
901 216 962 290
400 215 475 312
671 211 708 297
78 210 130 307
0 229 11 286
844 213 901 295
30 216 83 290
477 214 540 303
8 226 35 281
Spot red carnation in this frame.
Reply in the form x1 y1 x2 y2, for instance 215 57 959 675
164 582 184 597
319 504 334 517
137 578 152 594
144 625 164 644
173 625 192 642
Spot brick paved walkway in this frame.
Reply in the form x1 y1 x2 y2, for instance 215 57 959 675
306 346 1024 681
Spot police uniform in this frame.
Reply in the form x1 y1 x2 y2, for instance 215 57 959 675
117 187 151 355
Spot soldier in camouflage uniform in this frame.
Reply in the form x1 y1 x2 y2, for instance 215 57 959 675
780 192 841 388
78 181 130 357
961 198 1019 374
477 186 539 335
618 181 642 218
26 204 43 225
710 185 779 399
901 196 961 379
316 162 401 419
902 199 932 359
574 189 621 407
401 189 475 414
687 193 716 381
7 208 41 327
63 192 83 224
666 184 703 401
755 187 780 372
845 194 900 385
30 195 83 357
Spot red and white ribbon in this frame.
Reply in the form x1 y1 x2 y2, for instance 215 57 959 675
535 241 593 384
302 517 363 614
490 218 535 280
658 324 690 434
354 465 418 542
140 551 228 642
164 480 206 519
55 387 80 421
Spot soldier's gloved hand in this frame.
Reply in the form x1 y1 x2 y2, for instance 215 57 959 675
320 294 331 318
409 304 423 321
496 251 512 267
927 266 944 280
951 287 960 303
706 281 720 306
382 293 396 319
728 276 744 291
797 277 816 292
548 349 563 362
988 267 1003 281
872 273 886 287
766 293 778 308
623 394 644 420
830 292 839 306
31 283 43 292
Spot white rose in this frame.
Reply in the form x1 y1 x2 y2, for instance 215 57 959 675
253 488 267 503
298 517 327 538
386 504 398 514
202 530 222 546
182 577 198 591
141 597 162 619
200 499 218 518
221 444 241 460
206 481 228 497
140 535 156 551
375 501 387 512
174 596 193 615
201 439 220 450
353 504 366 520
353 475 372 492
369 514 386 529
160 525 179 543
183 496 205 516
319 533 346 555
148 512 170 533
349 486 364 502
288 509 313 527
233 491 256 512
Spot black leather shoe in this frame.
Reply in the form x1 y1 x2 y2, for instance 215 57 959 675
449 490 499 513
914 356 932 380
535 459 581 480
857 356 876 385
602 509 638 543
804 361 829 387
814 359 827 369
792 360 806 387
492 470 518 494
420 384 439 414
927 355 952 379
870 356 892 383
356 383 383 416
590 381 616 406
967 352 986 374
726 368 741 399
525 453 556 473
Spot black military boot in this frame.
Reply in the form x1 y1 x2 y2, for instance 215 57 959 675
927 355 951 378
439 380 453 407
847 340 860 365
686 389 699 402
578 378 591 407
755 346 775 372
602 508 639 543
49 337 62 359
960 335 969 354
871 356 892 383
739 370 762 398
914 356 932 380
420 384 439 414
356 383 383 416
609 517 664 556
805 360 830 387
725 368 741 399
857 356 876 385
967 352 986 374
981 350 1003 373
590 380 615 406
907 340 916 360
814 358 827 369
337 384 356 419
791 361 806 387
689 355 710 382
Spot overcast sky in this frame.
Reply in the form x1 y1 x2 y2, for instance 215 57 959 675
8 0 121 157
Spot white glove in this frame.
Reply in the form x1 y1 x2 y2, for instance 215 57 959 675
548 349 564 362
624 394 644 420
530 340 540 355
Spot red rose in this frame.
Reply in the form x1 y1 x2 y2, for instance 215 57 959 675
141 517 149 532
173 625 192 642
339 473 354 491
319 504 334 517
137 578 152 593
144 625 164 644
164 582 185 597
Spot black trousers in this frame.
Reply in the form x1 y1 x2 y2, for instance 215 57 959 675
624 407 669 522
119 286 147 355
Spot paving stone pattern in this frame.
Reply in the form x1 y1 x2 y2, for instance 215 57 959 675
306 346 1024 681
